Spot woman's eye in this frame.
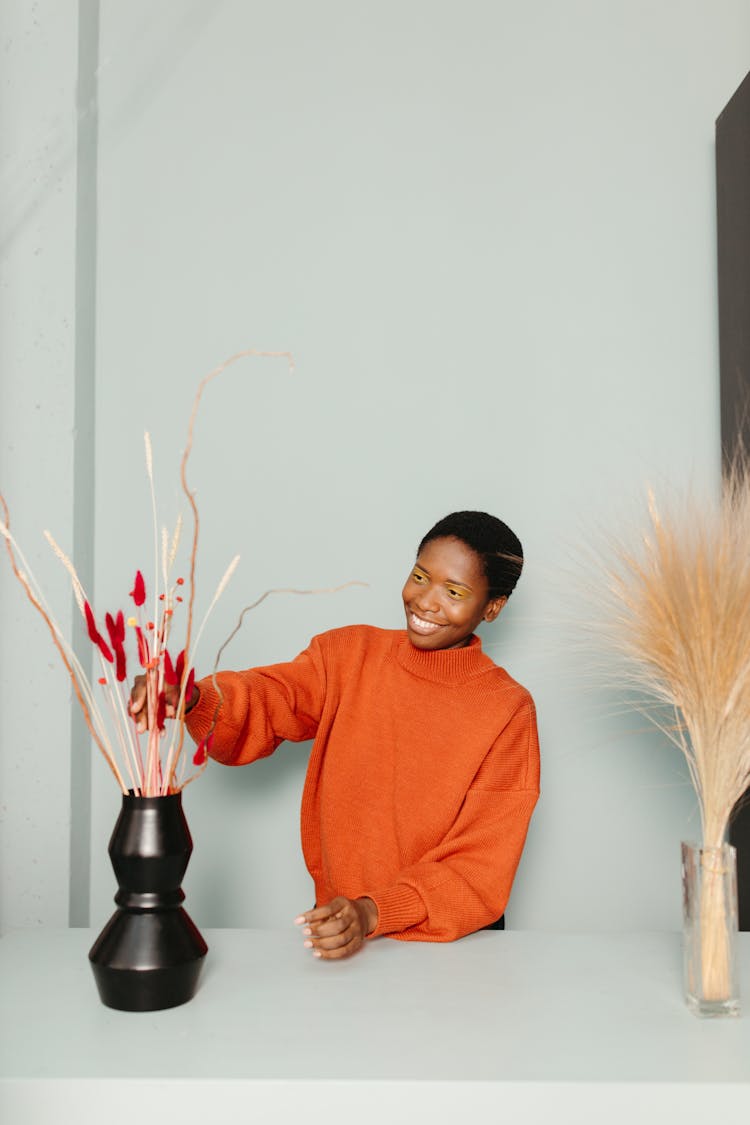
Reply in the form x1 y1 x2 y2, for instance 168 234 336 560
447 588 461 599
412 572 426 584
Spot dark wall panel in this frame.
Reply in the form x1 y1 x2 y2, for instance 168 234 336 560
716 69 750 930
717 70 750 465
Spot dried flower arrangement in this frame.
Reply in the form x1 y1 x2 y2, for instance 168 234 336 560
586 457 750 1011
0 349 301 796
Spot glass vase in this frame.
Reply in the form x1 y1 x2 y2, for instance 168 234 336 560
681 840 740 1018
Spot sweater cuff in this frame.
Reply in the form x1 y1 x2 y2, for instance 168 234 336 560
184 677 222 746
369 883 427 937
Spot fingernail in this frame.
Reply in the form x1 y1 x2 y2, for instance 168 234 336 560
303 940 313 949
293 916 306 925
302 927 312 937
313 950 322 958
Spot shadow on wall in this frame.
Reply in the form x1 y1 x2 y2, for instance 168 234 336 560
2 0 223 258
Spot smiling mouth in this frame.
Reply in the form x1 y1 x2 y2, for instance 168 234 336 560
408 612 443 635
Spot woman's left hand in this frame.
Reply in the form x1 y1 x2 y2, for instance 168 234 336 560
295 896 378 960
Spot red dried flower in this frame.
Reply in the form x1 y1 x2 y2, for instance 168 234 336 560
84 601 99 644
135 626 149 667
130 570 146 607
84 601 113 663
163 649 177 686
105 611 125 647
193 732 213 766
156 690 167 731
98 677 107 685
102 610 128 682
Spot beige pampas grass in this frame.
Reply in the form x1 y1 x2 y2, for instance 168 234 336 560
589 459 750 1011
593 463 750 850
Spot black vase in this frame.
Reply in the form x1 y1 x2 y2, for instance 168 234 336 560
88 791 208 1011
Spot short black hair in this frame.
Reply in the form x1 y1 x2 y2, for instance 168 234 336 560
418 510 524 599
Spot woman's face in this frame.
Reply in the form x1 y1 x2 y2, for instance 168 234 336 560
401 536 506 651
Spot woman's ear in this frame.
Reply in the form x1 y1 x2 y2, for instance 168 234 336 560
483 596 507 623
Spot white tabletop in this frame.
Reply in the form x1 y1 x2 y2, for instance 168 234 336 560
2 927 749 1124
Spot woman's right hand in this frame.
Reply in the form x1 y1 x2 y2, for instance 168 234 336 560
129 675 198 733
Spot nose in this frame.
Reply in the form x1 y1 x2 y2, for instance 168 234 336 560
415 588 440 615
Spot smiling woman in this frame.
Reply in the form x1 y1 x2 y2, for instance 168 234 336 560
131 510 539 960
402 511 523 651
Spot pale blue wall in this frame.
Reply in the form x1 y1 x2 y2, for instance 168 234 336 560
0 0 80 929
2 1 750 934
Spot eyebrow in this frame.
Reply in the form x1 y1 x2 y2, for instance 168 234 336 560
413 564 473 591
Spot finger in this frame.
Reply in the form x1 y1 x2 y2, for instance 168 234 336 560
303 907 352 939
132 698 149 733
129 678 147 715
305 926 360 956
306 913 349 939
314 933 365 960
294 897 347 926
310 921 359 950
294 908 334 929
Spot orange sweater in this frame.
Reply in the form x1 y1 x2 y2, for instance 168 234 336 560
186 625 540 941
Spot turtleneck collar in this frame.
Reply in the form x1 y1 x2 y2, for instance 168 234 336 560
394 631 494 684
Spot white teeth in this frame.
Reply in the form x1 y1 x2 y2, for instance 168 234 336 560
410 613 441 633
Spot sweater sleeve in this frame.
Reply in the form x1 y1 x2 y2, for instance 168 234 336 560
185 637 327 765
368 697 540 942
